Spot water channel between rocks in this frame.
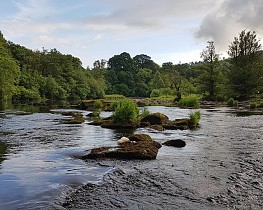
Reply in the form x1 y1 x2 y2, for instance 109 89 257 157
0 106 262 210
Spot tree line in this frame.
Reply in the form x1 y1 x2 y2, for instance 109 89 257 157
0 30 263 104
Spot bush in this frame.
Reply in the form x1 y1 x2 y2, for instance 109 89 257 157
257 101 263 108
189 111 201 127
94 100 103 109
139 107 150 120
250 103 257 109
227 98 238 107
150 89 160 98
111 99 139 124
177 96 200 108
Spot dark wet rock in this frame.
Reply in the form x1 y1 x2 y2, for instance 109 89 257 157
163 139 186 147
141 112 169 125
127 134 152 142
81 140 161 160
86 112 94 117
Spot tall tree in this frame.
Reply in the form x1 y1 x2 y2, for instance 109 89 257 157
228 30 262 100
0 32 20 102
200 41 219 100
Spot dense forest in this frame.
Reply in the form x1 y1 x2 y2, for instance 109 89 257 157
0 30 263 105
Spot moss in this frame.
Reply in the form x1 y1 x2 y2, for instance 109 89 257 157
127 134 152 142
140 112 169 125
150 125 164 131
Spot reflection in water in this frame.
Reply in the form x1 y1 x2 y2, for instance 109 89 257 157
0 141 7 165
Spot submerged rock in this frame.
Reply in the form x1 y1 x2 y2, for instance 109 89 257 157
163 139 186 147
81 140 161 160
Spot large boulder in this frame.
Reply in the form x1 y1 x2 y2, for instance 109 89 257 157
140 113 169 125
81 140 162 160
163 139 186 147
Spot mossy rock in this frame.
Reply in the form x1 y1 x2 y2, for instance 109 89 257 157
127 134 152 142
82 140 161 160
140 112 169 125
163 118 190 130
149 125 164 131
163 139 186 147
61 118 85 124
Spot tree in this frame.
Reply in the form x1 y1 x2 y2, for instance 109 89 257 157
200 41 219 100
150 71 165 89
0 32 20 102
228 30 263 100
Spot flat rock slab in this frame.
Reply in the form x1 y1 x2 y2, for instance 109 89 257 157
81 141 162 160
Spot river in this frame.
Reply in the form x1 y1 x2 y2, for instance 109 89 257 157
0 106 262 209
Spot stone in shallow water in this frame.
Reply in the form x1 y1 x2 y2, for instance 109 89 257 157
81 140 162 160
162 139 186 148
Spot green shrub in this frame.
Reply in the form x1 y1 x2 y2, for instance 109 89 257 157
139 107 150 120
227 98 234 106
111 99 139 124
257 101 263 108
150 89 160 98
250 103 257 109
177 96 200 108
227 98 238 107
189 111 201 128
94 100 103 109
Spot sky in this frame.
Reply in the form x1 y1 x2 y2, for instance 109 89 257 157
0 0 262 68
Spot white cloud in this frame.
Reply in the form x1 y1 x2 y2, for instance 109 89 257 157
196 0 263 52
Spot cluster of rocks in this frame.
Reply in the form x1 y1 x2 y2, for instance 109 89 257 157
79 134 186 160
58 111 189 160
89 112 195 130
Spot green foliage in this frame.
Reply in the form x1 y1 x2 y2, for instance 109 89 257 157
150 71 165 89
226 98 238 107
139 107 150 120
189 111 201 128
111 99 139 124
13 86 41 102
104 94 126 100
228 30 263 100
0 33 20 102
178 96 200 108
94 100 103 109
257 101 263 108
150 89 160 98
249 103 257 109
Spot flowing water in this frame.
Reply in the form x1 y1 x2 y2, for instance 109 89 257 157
0 106 262 209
